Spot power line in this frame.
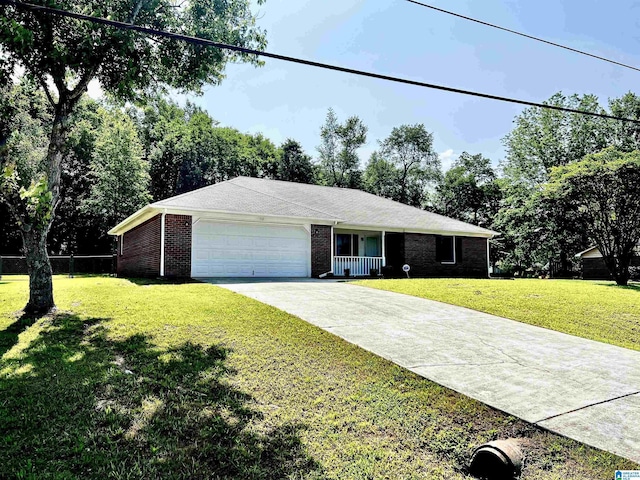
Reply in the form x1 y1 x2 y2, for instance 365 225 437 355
406 0 640 73
3 0 640 124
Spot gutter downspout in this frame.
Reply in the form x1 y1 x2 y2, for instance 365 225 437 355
160 210 166 277
486 237 491 278
330 222 335 274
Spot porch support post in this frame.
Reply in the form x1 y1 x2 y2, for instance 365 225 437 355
330 224 335 273
160 210 166 277
382 230 386 267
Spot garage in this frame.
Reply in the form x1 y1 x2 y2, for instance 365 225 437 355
191 220 310 277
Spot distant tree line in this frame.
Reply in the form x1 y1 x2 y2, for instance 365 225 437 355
3 84 640 284
0 90 319 255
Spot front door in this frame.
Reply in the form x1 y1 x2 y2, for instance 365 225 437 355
365 236 379 257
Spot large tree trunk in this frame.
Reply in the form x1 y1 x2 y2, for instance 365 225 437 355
22 227 55 314
612 254 632 286
19 100 70 314
603 251 632 286
613 267 630 286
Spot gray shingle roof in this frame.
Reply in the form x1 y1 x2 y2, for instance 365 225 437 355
152 180 339 220
152 177 497 237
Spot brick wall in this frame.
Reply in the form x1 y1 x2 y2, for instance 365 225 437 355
384 233 405 277
311 224 332 277
117 215 161 277
582 256 640 280
164 214 192 278
403 233 488 278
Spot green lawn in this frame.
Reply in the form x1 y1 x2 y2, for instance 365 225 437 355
1 276 637 479
355 278 640 352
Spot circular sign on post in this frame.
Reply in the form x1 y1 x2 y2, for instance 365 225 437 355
402 264 411 278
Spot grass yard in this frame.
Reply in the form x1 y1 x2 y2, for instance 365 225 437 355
1 276 637 479
355 278 640 352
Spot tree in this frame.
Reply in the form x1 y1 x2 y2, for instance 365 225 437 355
278 139 314 183
137 96 192 201
378 124 440 206
249 133 280 179
545 148 640 285
608 92 640 152
317 108 367 188
363 151 399 199
0 78 52 306
82 109 151 232
177 109 221 192
0 202 21 253
48 97 111 254
492 182 585 276
435 152 500 226
0 0 267 313
502 92 609 187
498 92 611 273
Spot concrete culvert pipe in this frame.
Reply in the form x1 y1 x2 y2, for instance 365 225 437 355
469 439 523 480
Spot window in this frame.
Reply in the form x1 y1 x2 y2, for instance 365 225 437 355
120 234 124 256
335 234 359 256
436 236 460 264
336 234 351 256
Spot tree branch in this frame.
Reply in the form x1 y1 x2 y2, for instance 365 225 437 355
69 66 99 102
127 0 147 24
37 76 55 107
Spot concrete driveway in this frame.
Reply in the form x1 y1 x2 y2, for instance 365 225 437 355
207 278 640 463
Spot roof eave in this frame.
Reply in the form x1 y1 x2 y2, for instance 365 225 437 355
575 245 598 258
335 222 498 238
108 205 160 235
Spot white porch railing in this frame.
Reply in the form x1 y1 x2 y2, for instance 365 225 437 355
333 256 383 276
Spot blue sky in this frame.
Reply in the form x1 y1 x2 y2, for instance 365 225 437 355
184 0 640 171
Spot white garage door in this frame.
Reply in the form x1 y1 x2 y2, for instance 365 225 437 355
192 221 310 277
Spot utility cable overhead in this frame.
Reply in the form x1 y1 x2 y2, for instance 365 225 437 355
3 0 640 124
406 0 640 73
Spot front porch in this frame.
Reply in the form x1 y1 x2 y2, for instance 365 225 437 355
332 229 385 277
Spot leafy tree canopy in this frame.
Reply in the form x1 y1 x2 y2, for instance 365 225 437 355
278 139 314 184
317 108 367 188
435 152 500 227
378 124 440 206
544 147 640 285
0 0 268 312
82 107 151 231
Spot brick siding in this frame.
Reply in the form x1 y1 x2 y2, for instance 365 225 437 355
117 215 161 278
401 233 488 278
383 233 405 277
582 256 640 280
164 214 192 278
311 224 332 277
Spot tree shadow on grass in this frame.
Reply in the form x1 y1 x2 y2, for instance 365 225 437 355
0 312 38 358
600 282 640 292
0 314 322 479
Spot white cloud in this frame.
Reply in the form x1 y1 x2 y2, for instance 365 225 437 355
438 148 455 171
